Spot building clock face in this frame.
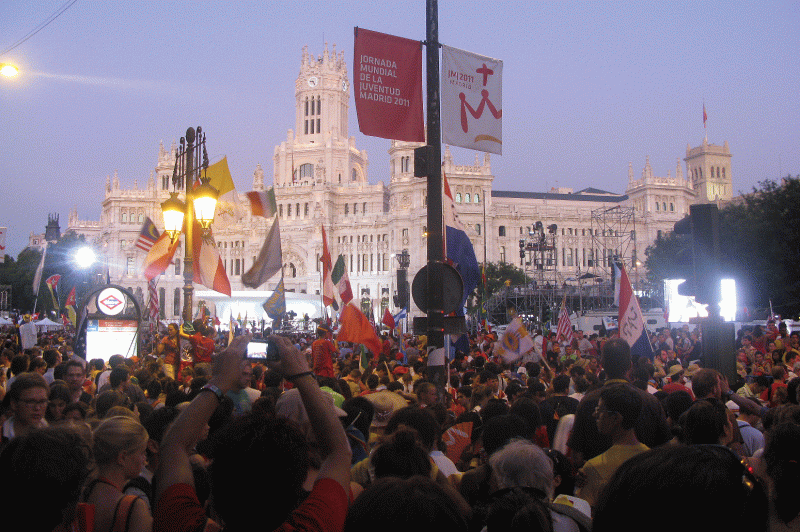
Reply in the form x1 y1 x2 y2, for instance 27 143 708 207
307 76 319 88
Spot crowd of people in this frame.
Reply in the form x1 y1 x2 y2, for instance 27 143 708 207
2 314 800 532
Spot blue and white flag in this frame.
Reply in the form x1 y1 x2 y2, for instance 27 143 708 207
393 308 407 323
618 263 654 359
443 173 480 314
613 262 622 307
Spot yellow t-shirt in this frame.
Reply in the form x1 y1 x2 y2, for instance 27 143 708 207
577 442 649 507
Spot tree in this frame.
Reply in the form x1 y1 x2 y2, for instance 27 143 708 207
645 176 800 317
481 261 527 297
0 248 41 313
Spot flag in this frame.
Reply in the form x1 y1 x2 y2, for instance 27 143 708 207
32 246 47 295
45 274 61 309
332 254 353 304
245 188 278 218
496 317 534 363
143 233 180 281
393 308 407 324
618 262 655 359
205 156 241 221
65 287 77 327
441 44 503 154
337 302 382 357
613 262 622 307
0 226 6 264
192 222 232 296
357 344 371 374
353 27 424 142
263 277 287 321
443 173 480 313
135 217 160 253
242 216 282 288
382 307 395 329
148 278 159 332
556 296 572 343
703 103 707 128
442 421 473 463
321 226 337 308
228 314 236 345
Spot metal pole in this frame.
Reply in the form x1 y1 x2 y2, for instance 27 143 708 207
182 127 196 325
425 0 444 351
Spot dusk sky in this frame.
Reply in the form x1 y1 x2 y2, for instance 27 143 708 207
1 1 798 258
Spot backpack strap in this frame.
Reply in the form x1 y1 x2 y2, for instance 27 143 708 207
111 495 138 532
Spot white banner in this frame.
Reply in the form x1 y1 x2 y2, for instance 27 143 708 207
441 45 503 155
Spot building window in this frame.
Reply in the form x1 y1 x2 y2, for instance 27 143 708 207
279 204 283 217
173 288 180 316
289 263 296 277
127 256 135 276
345 204 349 215
500 246 506 263
655 202 660 211
138 213 144 223
120 240 126 250
476 224 481 235
299 163 313 180
499 226 506 237
670 203 674 212
722 168 726 179
288 204 292 216
352 169 358 181
455 193 462 203
465 193 471 203
304 203 309 216
121 212 128 223
475 192 480 203
235 259 241 275
363 202 367 214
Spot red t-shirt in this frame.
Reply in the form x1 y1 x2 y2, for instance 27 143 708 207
189 333 215 365
153 479 348 532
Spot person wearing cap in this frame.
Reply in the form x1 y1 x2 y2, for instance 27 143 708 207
662 364 695 399
312 324 338 378
19 314 37 351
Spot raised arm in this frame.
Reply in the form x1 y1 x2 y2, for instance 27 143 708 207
154 335 250 503
268 335 351 494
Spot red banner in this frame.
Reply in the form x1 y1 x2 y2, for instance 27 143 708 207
354 27 424 142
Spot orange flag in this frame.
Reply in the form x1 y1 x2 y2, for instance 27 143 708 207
337 302 382 357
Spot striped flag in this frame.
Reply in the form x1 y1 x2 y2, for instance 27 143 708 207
144 232 180 281
192 222 231 296
45 274 61 309
65 287 77 327
321 226 337 308
135 217 160 253
332 254 353 304
245 188 277 218
556 296 572 343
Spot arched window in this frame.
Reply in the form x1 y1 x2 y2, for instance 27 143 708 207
455 193 462 203
289 263 296 278
656 202 660 211
121 212 128 223
304 203 309 216
663 202 667 211
352 169 358 181
299 163 313 180
465 193 471 203
670 203 674 212
475 192 480 203
475 224 481 235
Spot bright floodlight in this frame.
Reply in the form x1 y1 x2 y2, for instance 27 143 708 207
75 247 96 268
0 64 19 77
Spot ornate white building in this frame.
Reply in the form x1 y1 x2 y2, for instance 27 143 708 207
67 44 733 321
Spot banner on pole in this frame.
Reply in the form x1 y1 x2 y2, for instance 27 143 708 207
441 45 503 154
353 27 424 142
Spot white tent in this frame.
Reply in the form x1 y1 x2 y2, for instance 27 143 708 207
35 318 63 331
0 316 13 326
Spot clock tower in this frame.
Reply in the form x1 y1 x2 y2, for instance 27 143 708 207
295 43 350 142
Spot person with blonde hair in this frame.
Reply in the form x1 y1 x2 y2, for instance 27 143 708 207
82 415 152 532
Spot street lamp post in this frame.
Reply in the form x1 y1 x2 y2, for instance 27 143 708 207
161 127 218 326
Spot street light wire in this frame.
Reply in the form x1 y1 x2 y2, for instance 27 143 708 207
0 0 79 58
